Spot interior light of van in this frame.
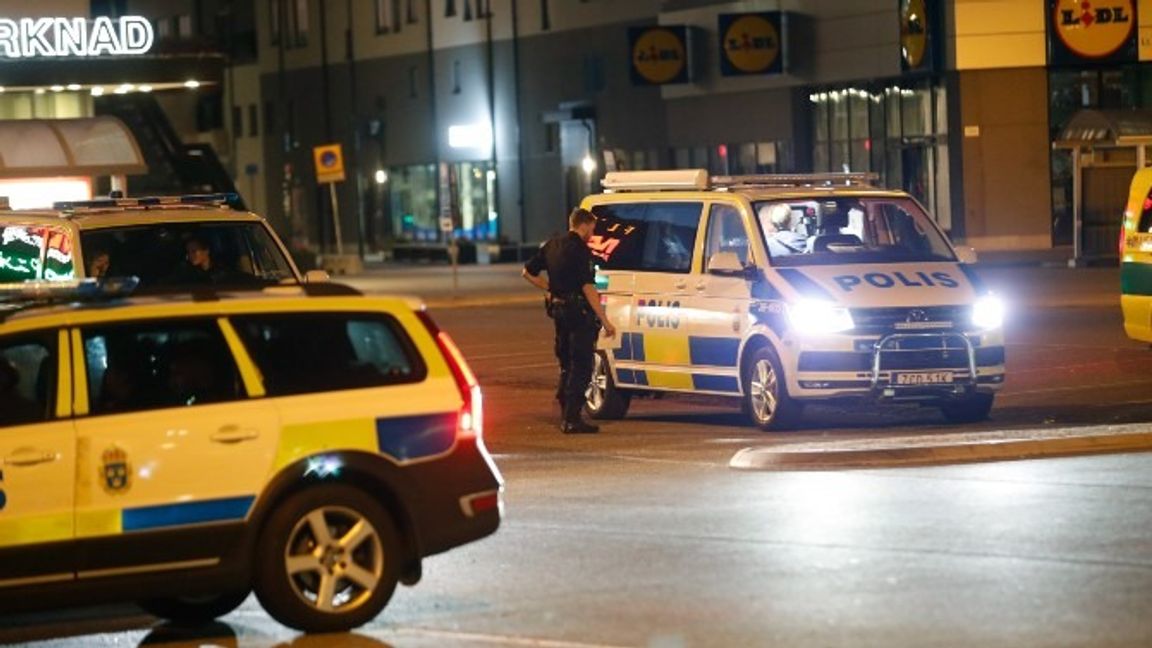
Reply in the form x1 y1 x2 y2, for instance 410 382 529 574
786 299 854 335
971 295 1005 330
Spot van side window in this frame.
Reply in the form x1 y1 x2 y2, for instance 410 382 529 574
83 320 243 413
590 202 702 273
0 333 56 427
1139 187 1152 233
231 313 426 396
704 204 749 270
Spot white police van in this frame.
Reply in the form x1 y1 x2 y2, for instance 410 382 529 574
580 170 1006 430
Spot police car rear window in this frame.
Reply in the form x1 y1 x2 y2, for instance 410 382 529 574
231 312 426 397
0 225 75 282
589 202 701 273
1138 186 1152 233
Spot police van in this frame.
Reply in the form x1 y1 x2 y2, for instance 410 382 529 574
580 170 1006 430
1121 166 1152 342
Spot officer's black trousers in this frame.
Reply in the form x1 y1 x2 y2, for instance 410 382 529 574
553 313 598 423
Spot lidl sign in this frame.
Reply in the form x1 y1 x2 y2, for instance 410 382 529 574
719 12 784 76
1048 0 1137 64
0 16 154 58
629 25 691 85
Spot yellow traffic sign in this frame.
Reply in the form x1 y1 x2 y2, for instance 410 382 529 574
313 143 346 183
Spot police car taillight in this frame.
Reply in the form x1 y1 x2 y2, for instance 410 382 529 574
417 311 483 440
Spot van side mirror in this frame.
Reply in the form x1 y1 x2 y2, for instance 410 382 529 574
955 246 978 265
708 251 758 279
304 269 331 283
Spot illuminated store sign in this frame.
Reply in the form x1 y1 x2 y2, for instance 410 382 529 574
718 12 784 76
628 26 691 85
0 16 154 58
1048 0 1137 64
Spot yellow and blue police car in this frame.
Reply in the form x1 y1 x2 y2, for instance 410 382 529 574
580 170 1006 430
0 193 326 286
0 279 501 632
1121 167 1152 342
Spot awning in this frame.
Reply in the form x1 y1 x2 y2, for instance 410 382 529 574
0 116 146 179
1054 109 1152 147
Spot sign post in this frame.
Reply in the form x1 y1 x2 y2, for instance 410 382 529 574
313 143 361 274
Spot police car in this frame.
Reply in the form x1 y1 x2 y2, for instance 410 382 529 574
0 280 501 632
0 193 324 286
580 170 1006 430
1121 167 1152 342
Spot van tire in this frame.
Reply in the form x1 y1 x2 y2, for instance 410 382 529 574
585 351 631 420
138 589 250 625
939 393 994 424
254 484 401 633
742 346 802 431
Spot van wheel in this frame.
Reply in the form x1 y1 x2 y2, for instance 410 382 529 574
254 484 401 633
742 346 802 431
940 393 994 424
585 351 631 420
138 589 250 625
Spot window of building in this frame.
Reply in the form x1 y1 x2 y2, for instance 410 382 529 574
375 0 392 33
270 0 281 46
445 0 457 17
156 17 171 39
540 0 551 30
290 0 309 48
407 0 419 24
177 14 192 38
248 104 259 137
232 105 243 139
264 100 276 135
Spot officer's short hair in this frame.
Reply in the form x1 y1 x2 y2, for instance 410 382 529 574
569 207 596 229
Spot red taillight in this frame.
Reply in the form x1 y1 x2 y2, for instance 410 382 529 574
417 311 483 440
1120 227 1128 257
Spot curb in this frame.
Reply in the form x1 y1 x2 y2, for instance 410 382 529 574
729 424 1152 470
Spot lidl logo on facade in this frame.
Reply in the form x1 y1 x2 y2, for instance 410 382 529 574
1049 0 1137 63
900 0 929 70
629 26 690 85
719 13 783 76
313 143 346 184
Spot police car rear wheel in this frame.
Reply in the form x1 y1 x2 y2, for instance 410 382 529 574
585 351 631 420
254 484 401 633
939 392 994 424
138 588 250 625
743 347 801 431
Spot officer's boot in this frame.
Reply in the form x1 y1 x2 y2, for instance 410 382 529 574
560 399 598 434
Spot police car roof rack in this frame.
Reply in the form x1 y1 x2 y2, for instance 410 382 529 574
0 277 140 320
52 193 242 213
710 172 879 189
602 170 710 192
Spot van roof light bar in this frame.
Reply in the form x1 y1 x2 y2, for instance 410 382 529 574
52 193 242 212
710 173 879 189
601 169 710 192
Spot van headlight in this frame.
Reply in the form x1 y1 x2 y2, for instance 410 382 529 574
971 295 1005 330
787 299 854 335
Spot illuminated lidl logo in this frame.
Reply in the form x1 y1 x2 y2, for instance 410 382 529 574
629 26 688 85
720 13 780 75
0 16 154 58
1053 0 1134 59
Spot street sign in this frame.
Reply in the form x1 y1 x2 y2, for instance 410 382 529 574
439 216 454 233
313 143 346 183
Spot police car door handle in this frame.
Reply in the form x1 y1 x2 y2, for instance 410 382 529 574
4 448 58 467
210 426 259 444
674 280 688 290
695 281 706 291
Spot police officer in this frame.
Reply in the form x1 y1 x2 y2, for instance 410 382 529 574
522 207 616 433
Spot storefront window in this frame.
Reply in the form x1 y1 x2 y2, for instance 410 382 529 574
455 161 497 241
388 164 437 242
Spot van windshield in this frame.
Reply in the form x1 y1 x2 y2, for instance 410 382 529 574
79 222 298 287
752 196 956 266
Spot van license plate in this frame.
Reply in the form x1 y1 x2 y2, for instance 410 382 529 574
894 371 953 385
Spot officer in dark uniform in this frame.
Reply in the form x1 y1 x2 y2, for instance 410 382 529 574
522 207 616 433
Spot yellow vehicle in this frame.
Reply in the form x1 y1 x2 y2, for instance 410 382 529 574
0 281 501 632
1121 167 1152 342
0 193 326 286
580 170 1006 430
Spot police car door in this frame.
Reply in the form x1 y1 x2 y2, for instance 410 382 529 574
627 201 704 391
0 329 76 589
71 318 278 577
688 202 755 395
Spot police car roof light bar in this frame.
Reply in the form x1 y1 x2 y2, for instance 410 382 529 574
0 277 140 304
711 173 879 189
52 193 242 212
601 169 710 192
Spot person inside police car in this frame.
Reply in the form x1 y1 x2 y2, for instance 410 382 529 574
760 203 808 257
522 207 617 434
172 235 253 286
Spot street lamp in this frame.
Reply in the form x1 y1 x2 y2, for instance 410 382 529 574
581 154 597 175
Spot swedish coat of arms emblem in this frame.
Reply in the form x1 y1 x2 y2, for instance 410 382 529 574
101 446 131 493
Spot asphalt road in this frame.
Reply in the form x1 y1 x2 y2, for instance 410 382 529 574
5 264 1152 647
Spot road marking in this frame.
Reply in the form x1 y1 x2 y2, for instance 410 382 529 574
385 627 637 648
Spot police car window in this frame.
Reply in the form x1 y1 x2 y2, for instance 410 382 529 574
0 333 55 427
704 204 749 269
0 225 75 282
231 312 426 397
82 320 243 414
589 202 701 273
1138 187 1152 233
80 222 295 287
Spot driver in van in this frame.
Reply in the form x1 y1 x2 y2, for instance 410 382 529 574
759 203 808 257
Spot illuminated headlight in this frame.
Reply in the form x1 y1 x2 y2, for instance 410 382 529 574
971 295 1005 330
787 299 854 335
